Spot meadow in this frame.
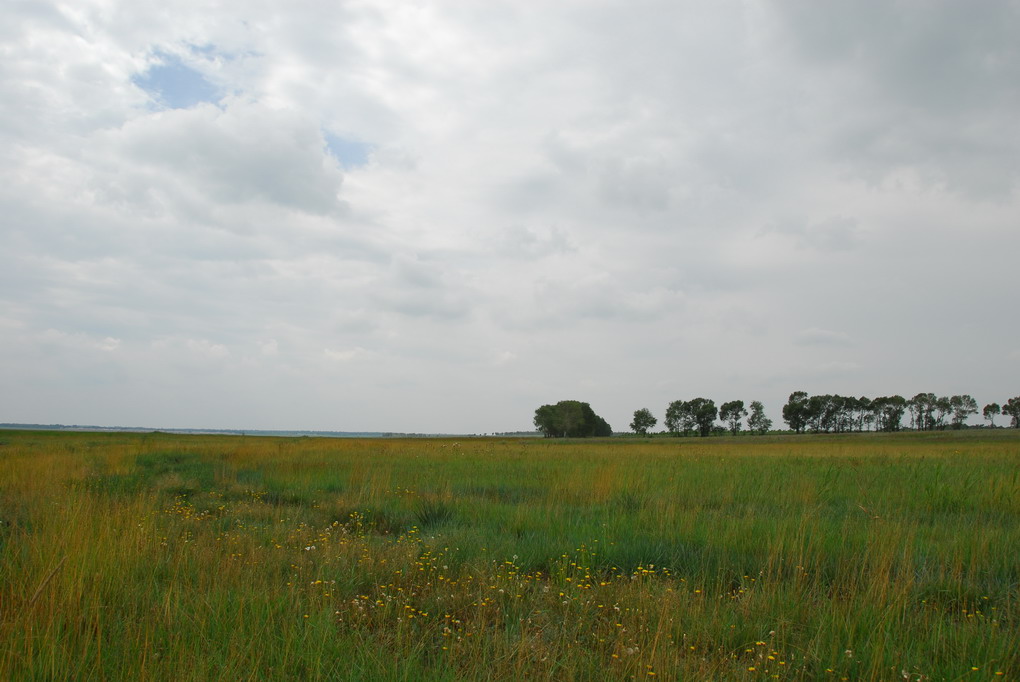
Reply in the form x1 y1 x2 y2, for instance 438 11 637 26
0 429 1017 680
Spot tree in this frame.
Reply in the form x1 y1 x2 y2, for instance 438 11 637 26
533 404 561 438
746 400 772 435
908 393 934 430
804 394 836 433
592 414 613 437
555 400 586 436
983 402 1000 427
664 400 684 436
858 396 875 431
687 398 718 437
1003 398 1020 429
886 395 908 431
630 408 657 436
534 400 612 438
934 396 953 430
872 395 906 432
719 400 747 436
948 395 978 429
664 400 696 437
908 393 952 430
782 391 810 433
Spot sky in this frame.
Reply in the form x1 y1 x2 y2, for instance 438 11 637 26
2 0 1019 433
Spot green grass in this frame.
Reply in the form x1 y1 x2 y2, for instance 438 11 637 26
1 429 1018 679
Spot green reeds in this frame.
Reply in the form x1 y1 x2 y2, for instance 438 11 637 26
1 429 1017 679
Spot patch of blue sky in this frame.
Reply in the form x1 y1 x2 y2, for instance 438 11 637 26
187 43 220 57
324 131 373 169
133 51 222 109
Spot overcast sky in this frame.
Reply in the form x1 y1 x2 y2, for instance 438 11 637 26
2 1 1018 433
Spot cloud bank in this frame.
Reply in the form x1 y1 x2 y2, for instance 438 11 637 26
2 1 1018 432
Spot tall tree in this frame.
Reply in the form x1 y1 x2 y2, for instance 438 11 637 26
1003 398 1020 429
630 408 657 436
687 398 718 437
934 396 953 430
949 395 978 429
983 402 1001 427
858 396 874 431
886 395 908 431
664 400 685 436
719 400 747 436
909 393 940 430
804 394 847 433
872 395 906 432
804 394 824 432
664 400 697 437
746 400 772 435
782 391 810 433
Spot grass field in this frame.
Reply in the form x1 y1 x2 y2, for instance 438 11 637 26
1 429 1017 680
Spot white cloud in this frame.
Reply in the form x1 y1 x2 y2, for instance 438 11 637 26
38 329 122 353
98 101 346 215
2 1 1018 432
493 350 517 366
323 347 367 363
796 328 853 347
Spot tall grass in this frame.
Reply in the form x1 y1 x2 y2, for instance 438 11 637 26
1 429 1017 679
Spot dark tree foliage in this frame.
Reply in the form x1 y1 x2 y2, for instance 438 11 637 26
798 394 867 433
629 408 657 435
687 398 718 437
1003 397 1020 429
746 400 772 435
949 395 978 429
664 399 717 437
785 392 907 433
983 402 1000 427
534 400 612 438
857 396 874 431
800 393 908 433
719 400 747 436
532 391 1003 440
905 393 977 431
782 391 810 433
871 395 907 432
664 400 693 436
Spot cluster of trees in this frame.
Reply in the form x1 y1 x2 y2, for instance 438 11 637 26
533 400 612 438
983 398 1020 428
782 392 1020 433
538 393 1020 439
782 392 907 433
630 399 772 437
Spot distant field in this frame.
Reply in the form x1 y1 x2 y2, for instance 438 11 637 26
1 430 1017 680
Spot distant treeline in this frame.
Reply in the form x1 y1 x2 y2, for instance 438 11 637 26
619 393 1020 437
